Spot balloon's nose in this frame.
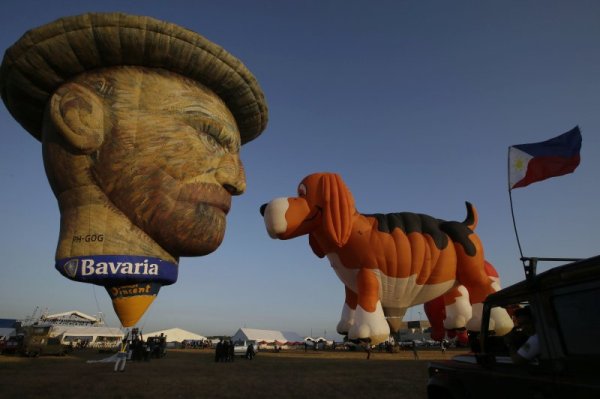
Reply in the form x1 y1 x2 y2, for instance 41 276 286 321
260 203 267 216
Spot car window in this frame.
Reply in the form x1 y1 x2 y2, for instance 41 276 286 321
553 287 600 356
485 302 541 364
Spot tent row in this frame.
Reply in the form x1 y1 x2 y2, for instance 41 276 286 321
2 312 333 351
231 328 334 348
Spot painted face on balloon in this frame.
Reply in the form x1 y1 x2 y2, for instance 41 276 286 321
91 68 245 257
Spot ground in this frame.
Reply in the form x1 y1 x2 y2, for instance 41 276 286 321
0 347 460 398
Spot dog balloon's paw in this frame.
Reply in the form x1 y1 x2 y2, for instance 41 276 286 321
337 302 356 335
466 303 514 336
489 306 514 336
466 303 484 331
347 303 390 344
337 319 354 335
348 323 389 345
444 314 468 330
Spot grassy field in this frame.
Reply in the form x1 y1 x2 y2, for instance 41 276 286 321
0 347 459 398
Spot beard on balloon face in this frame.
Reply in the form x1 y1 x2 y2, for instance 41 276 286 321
103 167 232 257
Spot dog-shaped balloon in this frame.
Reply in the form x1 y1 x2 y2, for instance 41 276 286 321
261 173 513 344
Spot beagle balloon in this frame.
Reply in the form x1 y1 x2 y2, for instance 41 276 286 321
261 173 512 344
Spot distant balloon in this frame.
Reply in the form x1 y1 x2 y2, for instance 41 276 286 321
0 13 268 326
261 173 513 344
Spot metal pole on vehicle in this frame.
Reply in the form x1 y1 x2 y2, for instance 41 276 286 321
507 150 527 270
520 257 584 281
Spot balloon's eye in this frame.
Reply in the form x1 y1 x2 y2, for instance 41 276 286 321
298 184 306 197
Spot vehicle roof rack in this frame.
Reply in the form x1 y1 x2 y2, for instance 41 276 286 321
520 257 583 281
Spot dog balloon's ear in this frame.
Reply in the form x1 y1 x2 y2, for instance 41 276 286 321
321 173 354 247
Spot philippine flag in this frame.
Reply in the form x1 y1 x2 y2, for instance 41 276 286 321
509 126 582 190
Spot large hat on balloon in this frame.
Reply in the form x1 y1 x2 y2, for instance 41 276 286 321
0 12 268 144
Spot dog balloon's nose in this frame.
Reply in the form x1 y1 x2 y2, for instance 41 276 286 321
260 203 267 216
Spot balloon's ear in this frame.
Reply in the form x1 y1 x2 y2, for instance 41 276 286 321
49 82 105 153
321 173 355 247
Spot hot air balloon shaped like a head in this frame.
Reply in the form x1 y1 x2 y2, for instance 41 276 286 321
0 13 268 326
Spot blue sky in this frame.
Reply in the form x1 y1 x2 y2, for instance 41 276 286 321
1 0 599 339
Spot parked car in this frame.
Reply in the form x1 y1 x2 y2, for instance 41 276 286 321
0 335 23 354
233 340 257 357
20 324 67 357
427 256 600 399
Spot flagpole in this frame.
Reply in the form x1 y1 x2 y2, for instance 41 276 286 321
508 188 525 260
508 147 525 260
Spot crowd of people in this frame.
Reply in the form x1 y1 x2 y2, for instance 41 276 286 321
214 339 235 362
214 340 256 362
113 329 167 372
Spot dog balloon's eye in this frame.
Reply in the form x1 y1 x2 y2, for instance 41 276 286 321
298 184 307 197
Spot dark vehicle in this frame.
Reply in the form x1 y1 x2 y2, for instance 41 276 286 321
146 335 167 358
428 256 600 399
0 335 24 354
21 324 67 357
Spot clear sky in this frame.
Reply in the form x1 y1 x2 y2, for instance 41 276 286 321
1 0 599 340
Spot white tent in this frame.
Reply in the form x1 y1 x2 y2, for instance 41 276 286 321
231 328 305 345
51 325 124 348
144 328 207 343
305 336 334 348
42 310 100 325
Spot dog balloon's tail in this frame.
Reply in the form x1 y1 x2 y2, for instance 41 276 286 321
462 202 478 231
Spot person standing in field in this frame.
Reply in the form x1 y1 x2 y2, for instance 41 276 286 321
412 341 419 360
114 333 130 372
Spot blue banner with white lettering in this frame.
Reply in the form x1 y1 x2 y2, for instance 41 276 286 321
55 255 178 286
